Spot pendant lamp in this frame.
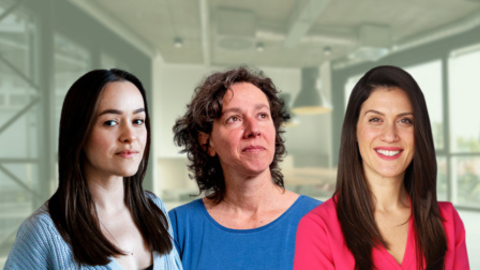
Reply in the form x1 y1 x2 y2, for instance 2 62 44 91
292 67 332 114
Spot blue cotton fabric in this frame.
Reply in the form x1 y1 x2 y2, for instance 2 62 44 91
5 193 182 270
169 195 321 270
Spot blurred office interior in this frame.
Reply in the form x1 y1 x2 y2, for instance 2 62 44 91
1 0 480 267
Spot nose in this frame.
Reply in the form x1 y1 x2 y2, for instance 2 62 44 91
243 116 261 139
380 122 399 142
119 123 137 143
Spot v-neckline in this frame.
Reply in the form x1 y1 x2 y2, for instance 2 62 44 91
377 215 415 269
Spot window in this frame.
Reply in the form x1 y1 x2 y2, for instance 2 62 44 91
404 60 444 150
53 34 90 149
0 1 39 261
344 73 362 109
448 47 480 207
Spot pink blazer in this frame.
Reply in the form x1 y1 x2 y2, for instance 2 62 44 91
294 198 469 269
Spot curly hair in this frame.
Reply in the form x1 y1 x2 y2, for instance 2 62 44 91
173 67 290 203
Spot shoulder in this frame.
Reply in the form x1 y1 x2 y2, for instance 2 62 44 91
168 199 205 233
436 201 469 268
304 197 336 218
5 205 73 269
145 191 168 213
17 205 60 240
438 201 465 231
286 195 322 219
168 199 203 218
438 201 463 224
296 195 322 208
438 201 456 215
299 198 337 228
167 199 204 255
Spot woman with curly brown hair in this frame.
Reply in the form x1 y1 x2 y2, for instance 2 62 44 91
169 67 321 270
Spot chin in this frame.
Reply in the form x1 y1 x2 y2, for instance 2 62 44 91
377 170 405 179
117 168 140 177
116 161 142 176
245 166 270 176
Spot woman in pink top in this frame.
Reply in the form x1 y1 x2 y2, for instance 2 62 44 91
294 65 469 270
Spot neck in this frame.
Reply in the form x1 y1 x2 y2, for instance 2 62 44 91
220 169 283 213
366 172 409 212
86 173 126 215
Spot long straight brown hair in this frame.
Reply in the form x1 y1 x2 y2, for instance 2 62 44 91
48 69 172 266
335 65 447 270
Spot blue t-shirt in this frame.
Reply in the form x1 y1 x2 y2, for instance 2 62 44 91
168 195 321 270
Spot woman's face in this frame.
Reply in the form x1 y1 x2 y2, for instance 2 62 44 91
83 81 147 179
205 82 276 178
356 87 415 181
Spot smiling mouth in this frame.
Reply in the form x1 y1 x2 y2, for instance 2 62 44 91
375 149 402 156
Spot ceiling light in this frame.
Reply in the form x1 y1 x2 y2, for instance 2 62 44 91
279 93 300 127
348 47 389 62
174 37 183 48
323 46 332 56
292 67 332 114
256 42 265 52
349 24 390 61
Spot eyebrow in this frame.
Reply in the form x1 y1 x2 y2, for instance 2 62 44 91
364 109 413 117
97 108 145 117
255 104 270 110
222 104 270 114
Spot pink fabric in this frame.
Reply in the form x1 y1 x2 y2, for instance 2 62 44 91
294 198 469 269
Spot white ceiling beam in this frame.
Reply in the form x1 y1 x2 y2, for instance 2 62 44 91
199 0 211 66
68 0 157 58
283 0 332 47
395 9 480 53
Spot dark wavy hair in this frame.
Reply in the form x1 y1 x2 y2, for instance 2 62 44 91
48 69 172 266
173 67 290 203
335 65 447 270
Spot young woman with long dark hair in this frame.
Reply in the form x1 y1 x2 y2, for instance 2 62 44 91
5 69 181 269
294 65 469 269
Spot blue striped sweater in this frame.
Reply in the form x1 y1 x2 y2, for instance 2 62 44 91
4 194 182 270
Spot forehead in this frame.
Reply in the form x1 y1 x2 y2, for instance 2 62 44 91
97 81 144 110
361 87 412 111
222 82 270 108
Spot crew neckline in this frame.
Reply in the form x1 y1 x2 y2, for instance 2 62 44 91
198 195 305 233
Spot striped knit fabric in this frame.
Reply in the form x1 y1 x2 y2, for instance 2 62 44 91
4 194 182 270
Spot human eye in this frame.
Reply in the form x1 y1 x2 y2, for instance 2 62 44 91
258 112 270 119
133 118 145 125
399 118 413 125
226 116 240 123
103 120 118 127
368 117 382 123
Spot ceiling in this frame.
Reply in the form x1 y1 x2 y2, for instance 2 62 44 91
84 0 480 67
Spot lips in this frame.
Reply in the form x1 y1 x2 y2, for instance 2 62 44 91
116 150 138 158
374 147 403 160
242 146 265 152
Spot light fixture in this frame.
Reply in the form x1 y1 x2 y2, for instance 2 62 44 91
256 42 265 52
323 46 332 56
279 93 300 127
292 67 332 114
174 37 183 48
348 24 390 61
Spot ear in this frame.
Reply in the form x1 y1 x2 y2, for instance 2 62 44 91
198 132 216 157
